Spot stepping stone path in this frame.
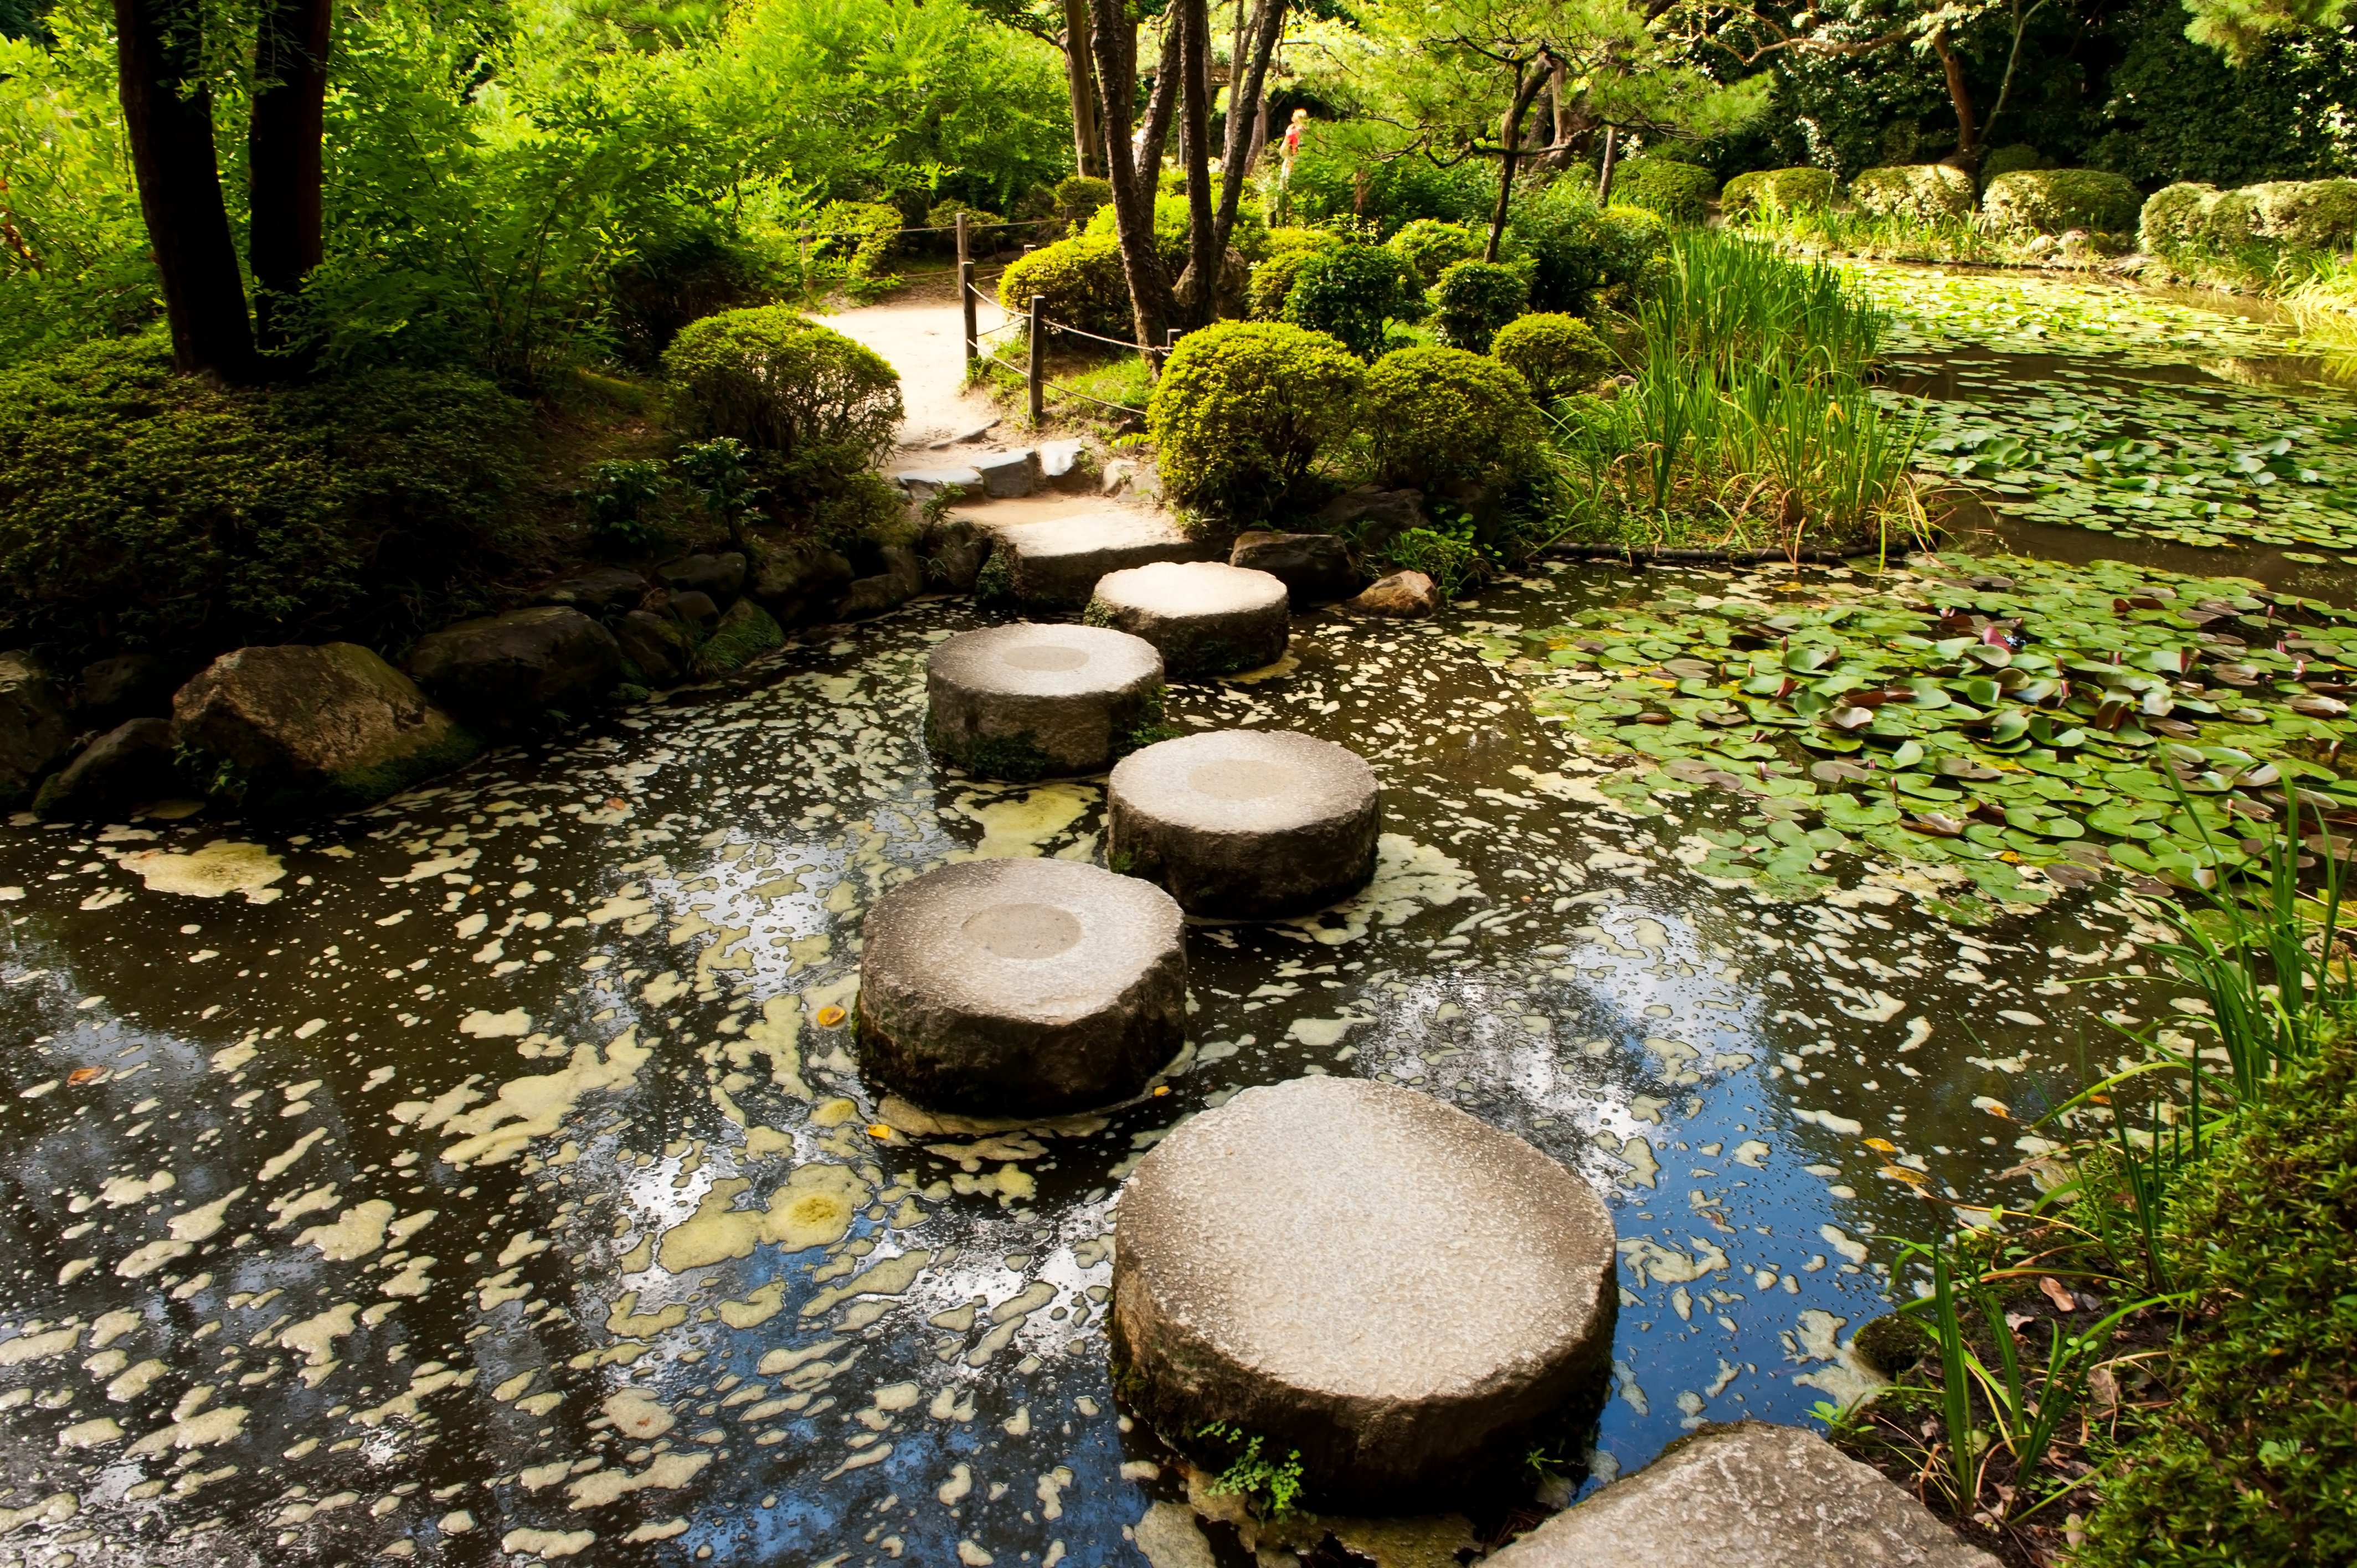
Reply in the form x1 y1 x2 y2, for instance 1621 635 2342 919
1111 1075 1618 1509
984 511 1213 608
1487 1421 1999 1567
925 623 1165 780
1085 561 1291 677
855 858 1186 1115
1108 730 1378 917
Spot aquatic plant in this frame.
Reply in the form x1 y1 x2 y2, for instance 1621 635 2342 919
1196 1422 1305 1519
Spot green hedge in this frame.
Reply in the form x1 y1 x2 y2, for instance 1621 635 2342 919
2140 177 2357 257
1146 321 1364 519
662 306 902 465
1490 312 1613 403
997 234 1135 339
2247 178 2357 247
1386 218 1483 290
1721 167 1837 219
1978 144 2049 184
1361 345 1543 492
1981 168 2145 234
1247 228 1340 321
1609 158 1719 224
1430 260 1529 352
1849 164 1977 223
0 335 531 662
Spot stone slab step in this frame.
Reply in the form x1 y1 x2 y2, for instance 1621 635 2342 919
981 510 1215 609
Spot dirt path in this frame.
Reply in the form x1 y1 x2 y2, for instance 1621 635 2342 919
826 270 1015 452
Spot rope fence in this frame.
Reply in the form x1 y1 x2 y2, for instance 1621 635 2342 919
949 211 1171 426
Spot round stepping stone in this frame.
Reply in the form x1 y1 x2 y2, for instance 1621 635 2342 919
1107 729 1379 918
925 624 1165 780
1085 561 1289 677
1113 1076 1616 1508
856 858 1187 1116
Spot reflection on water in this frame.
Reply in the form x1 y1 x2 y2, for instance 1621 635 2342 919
0 563 2188 1566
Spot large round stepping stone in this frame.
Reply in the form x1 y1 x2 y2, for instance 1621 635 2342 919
1107 730 1378 918
925 625 1165 780
1085 561 1290 677
1113 1076 1617 1508
856 858 1186 1116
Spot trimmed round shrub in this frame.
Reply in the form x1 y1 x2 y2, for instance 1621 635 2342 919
1609 158 1719 224
662 306 903 465
1247 228 1340 320
1982 168 2144 234
1053 175 1113 232
1146 321 1365 519
2140 182 2222 255
0 335 532 662
1490 312 1613 403
1978 144 2048 184
2248 178 2357 247
1430 259 1530 352
1720 167 1837 220
997 234 1134 339
1849 165 1976 223
925 199 1004 249
1503 187 1669 316
1361 345 1543 493
1284 243 1415 359
1387 218 1483 290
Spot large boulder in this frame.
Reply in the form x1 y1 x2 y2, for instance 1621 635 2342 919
533 567 649 619
656 551 747 605
748 541 856 626
406 606 625 727
615 610 692 687
1312 486 1427 553
33 719 178 820
173 643 479 816
1486 1422 1998 1567
836 545 927 620
923 517 991 593
1344 570 1440 618
1231 530 1360 604
76 653 191 730
694 597 785 677
0 651 75 808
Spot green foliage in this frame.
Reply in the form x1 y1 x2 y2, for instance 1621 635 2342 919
1380 522 1483 598
1721 167 1838 219
1246 228 1340 320
1284 242 1417 359
1053 176 1113 232
1360 345 1543 492
2248 176 2357 244
2140 180 2230 255
1978 143 2049 183
1490 312 1613 402
1610 157 1720 223
1146 321 1365 519
1849 165 1978 223
816 200 904 289
1083 192 1274 268
0 335 531 661
1281 123 1495 235
580 459 676 549
661 307 902 464
675 437 765 539
1980 168 2145 234
1429 259 1530 351
924 199 1002 250
997 234 1135 339
1502 185 1671 317
1385 218 1483 290
1196 1423 1305 1519
2091 0 2357 185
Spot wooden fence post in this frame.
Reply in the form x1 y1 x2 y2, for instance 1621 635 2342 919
956 212 976 368
1027 294 1046 426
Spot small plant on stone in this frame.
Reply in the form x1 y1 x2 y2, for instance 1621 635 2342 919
1197 1422 1305 1519
579 458 675 549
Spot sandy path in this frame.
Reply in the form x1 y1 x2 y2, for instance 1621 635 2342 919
826 271 1015 452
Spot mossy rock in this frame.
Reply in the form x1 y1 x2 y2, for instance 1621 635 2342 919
693 597 785 677
1850 1312 1931 1377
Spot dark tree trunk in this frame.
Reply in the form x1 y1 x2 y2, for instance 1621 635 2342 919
1173 0 1216 323
1135 18 1181 185
1932 30 1978 160
249 0 332 356
1212 0 1283 251
1482 59 1548 263
1062 0 1102 178
115 0 256 381
1087 0 1172 363
1596 124 1619 203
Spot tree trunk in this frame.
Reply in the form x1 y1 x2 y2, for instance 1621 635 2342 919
116 0 256 381
1212 0 1283 251
1482 59 1548 263
249 0 332 357
1174 0 1216 324
1596 125 1619 203
1087 0 1172 364
1062 0 1102 178
1932 30 1978 160
1135 18 1181 183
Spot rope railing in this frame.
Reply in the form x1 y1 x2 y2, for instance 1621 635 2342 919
950 210 1166 427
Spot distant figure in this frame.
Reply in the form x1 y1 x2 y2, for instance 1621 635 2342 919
1280 109 1309 185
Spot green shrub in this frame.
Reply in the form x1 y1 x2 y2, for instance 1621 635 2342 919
1978 143 2048 184
1490 312 1613 402
1247 228 1340 320
1386 218 1483 290
2247 178 2357 247
1283 243 1416 359
662 306 903 467
1053 175 1113 233
1084 193 1273 267
1283 130 1494 234
0 336 532 662
997 233 1135 339
2073 1032 2357 1568
1848 164 1977 223
1981 168 2144 234
815 199 901 282
1146 321 1365 519
579 458 676 549
2140 181 2222 254
1360 345 1542 492
1505 188 1671 317
925 198 1003 247
1609 158 1719 223
1720 167 1837 219
1429 260 1530 352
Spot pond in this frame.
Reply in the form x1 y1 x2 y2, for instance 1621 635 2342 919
0 265 2348 1568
